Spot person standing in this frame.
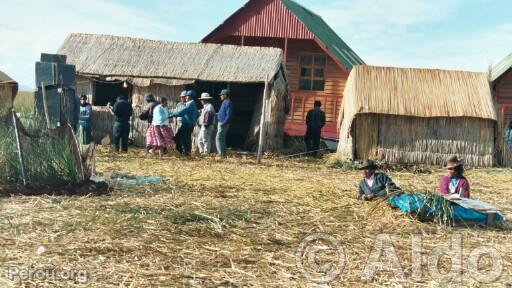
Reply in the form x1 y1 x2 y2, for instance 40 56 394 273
173 91 187 154
216 89 232 157
171 90 198 156
139 94 160 152
146 97 174 157
108 95 133 153
78 95 93 145
304 100 326 157
197 93 216 155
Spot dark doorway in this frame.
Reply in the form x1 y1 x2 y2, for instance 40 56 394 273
227 83 263 149
93 80 132 106
192 81 264 150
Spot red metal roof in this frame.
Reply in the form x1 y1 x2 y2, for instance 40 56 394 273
203 0 315 41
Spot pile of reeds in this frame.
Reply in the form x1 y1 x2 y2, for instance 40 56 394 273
0 113 82 186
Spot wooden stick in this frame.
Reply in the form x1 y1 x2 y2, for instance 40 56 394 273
12 111 27 186
257 74 269 164
41 81 51 129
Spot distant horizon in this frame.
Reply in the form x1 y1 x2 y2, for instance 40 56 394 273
1 0 511 88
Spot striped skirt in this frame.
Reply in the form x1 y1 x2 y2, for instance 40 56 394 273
146 125 174 149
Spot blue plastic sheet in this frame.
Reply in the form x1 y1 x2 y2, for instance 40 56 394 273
388 193 503 223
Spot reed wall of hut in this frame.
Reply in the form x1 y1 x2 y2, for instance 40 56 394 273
337 65 497 167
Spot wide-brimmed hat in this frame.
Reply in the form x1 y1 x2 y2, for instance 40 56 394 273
199 93 213 100
359 160 378 170
445 155 463 169
179 90 187 97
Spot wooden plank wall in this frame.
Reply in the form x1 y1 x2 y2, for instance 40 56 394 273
286 39 347 125
496 69 512 127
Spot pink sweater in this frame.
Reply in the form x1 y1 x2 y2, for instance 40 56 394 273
438 176 470 198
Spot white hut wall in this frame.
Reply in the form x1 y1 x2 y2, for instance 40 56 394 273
76 76 93 103
246 71 288 152
353 114 495 167
132 84 185 106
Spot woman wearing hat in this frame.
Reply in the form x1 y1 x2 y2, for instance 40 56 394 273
358 160 400 201
439 155 470 198
78 94 93 145
146 97 174 157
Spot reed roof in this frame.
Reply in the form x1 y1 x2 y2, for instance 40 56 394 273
341 65 497 122
58 33 284 84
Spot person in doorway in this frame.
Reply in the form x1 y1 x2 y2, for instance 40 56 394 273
146 97 174 157
108 95 133 153
358 160 400 201
78 95 93 145
173 91 187 154
439 155 470 198
304 100 326 157
171 90 198 156
197 92 216 155
216 89 232 157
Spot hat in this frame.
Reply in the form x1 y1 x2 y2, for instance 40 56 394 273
359 160 378 170
145 94 155 102
180 90 187 97
219 89 229 97
186 90 196 97
79 95 87 100
445 155 463 169
199 92 213 100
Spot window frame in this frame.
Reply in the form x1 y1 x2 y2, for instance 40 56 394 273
298 53 326 92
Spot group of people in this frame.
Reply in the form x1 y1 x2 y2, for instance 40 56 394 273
77 89 233 157
357 155 470 201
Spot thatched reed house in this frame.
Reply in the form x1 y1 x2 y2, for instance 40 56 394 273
57 33 288 151
337 65 497 167
0 70 18 111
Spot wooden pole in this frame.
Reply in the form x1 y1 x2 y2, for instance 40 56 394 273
12 111 27 186
257 74 269 164
41 81 51 129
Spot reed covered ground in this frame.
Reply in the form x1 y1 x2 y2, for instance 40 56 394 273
1 147 511 287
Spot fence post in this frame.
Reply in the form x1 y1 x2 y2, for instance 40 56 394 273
257 74 269 164
12 111 27 186
41 81 51 129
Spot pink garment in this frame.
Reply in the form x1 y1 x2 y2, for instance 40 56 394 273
438 176 470 198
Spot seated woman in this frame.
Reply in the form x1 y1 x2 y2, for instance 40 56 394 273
439 155 470 198
358 160 400 201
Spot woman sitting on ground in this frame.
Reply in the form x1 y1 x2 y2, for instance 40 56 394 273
358 160 400 201
438 155 470 198
146 97 174 157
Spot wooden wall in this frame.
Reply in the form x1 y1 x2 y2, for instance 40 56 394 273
285 39 348 137
496 69 512 127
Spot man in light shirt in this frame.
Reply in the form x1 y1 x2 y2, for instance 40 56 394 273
358 160 400 201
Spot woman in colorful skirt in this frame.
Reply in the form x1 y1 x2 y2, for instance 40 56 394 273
146 97 174 156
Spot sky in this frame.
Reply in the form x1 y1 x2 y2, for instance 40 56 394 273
1 0 511 89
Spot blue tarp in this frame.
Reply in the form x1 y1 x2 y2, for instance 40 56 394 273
388 193 503 223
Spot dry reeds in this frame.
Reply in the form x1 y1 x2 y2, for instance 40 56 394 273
0 148 511 286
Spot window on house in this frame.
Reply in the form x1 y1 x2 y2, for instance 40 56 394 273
299 54 326 91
